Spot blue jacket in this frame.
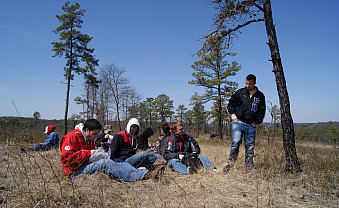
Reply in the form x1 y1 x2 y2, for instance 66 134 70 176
26 131 60 152
43 132 60 149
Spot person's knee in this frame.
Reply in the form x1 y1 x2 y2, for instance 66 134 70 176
167 159 178 167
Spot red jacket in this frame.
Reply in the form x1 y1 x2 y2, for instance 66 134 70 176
60 128 95 175
109 130 138 160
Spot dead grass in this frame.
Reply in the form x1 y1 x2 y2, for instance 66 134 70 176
0 135 338 207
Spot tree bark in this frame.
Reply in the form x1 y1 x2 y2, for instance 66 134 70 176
64 75 71 135
263 0 301 172
218 93 223 140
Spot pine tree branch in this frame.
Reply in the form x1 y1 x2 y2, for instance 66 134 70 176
220 18 264 37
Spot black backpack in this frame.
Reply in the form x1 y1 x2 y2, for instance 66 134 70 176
181 153 203 170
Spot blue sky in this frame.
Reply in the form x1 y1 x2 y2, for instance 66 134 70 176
1 0 338 123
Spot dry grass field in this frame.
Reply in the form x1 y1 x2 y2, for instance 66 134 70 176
0 135 338 207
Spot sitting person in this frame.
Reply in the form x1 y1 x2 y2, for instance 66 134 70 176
147 123 171 157
24 125 59 152
110 118 157 169
60 119 164 182
95 124 114 152
164 121 215 174
137 127 154 150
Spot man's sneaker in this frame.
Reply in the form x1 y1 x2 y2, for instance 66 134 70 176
215 163 231 173
143 165 165 180
223 163 231 172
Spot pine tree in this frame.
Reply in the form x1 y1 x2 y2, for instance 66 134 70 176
154 94 174 123
52 2 98 134
192 102 208 134
140 97 157 128
189 35 240 139
175 105 187 123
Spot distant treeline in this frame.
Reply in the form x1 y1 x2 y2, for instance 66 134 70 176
0 117 337 145
294 121 338 144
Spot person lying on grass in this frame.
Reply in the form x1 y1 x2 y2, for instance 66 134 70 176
23 125 59 152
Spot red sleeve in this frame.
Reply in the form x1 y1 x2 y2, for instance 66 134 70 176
60 131 92 174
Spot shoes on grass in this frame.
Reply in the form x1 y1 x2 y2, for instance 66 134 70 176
143 165 165 180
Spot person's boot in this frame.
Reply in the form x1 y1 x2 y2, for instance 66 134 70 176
215 163 231 173
143 165 165 180
223 163 231 172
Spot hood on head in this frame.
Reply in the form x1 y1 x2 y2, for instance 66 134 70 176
141 127 154 138
44 125 56 135
75 123 84 131
126 118 140 135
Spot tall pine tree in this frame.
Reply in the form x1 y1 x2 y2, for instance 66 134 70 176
189 35 241 139
52 2 98 134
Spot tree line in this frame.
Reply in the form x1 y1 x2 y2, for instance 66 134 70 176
51 0 326 172
72 62 233 138
51 1 245 139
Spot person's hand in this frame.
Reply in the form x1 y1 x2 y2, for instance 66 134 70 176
90 150 97 155
231 114 238 122
179 154 184 160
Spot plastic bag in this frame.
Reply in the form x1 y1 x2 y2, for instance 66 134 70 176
89 147 109 163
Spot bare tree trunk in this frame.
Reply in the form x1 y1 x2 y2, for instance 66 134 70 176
64 75 71 135
263 0 301 172
218 96 223 140
86 84 89 120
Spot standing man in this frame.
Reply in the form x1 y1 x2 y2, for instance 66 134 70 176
225 74 266 170
60 119 163 182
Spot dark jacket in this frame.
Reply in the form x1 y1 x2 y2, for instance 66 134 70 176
109 130 138 160
138 127 154 150
227 87 266 124
156 133 171 156
95 132 112 152
163 133 200 161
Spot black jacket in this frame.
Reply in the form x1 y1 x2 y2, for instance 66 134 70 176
163 133 200 161
227 87 266 124
156 133 171 156
138 127 154 150
109 130 138 161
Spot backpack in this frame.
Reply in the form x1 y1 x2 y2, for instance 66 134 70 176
181 153 203 171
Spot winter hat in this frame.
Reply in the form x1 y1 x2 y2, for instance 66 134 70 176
44 125 56 135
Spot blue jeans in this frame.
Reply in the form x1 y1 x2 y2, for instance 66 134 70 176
229 120 256 168
26 143 51 152
167 156 214 174
72 159 148 182
146 148 163 160
125 152 157 169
